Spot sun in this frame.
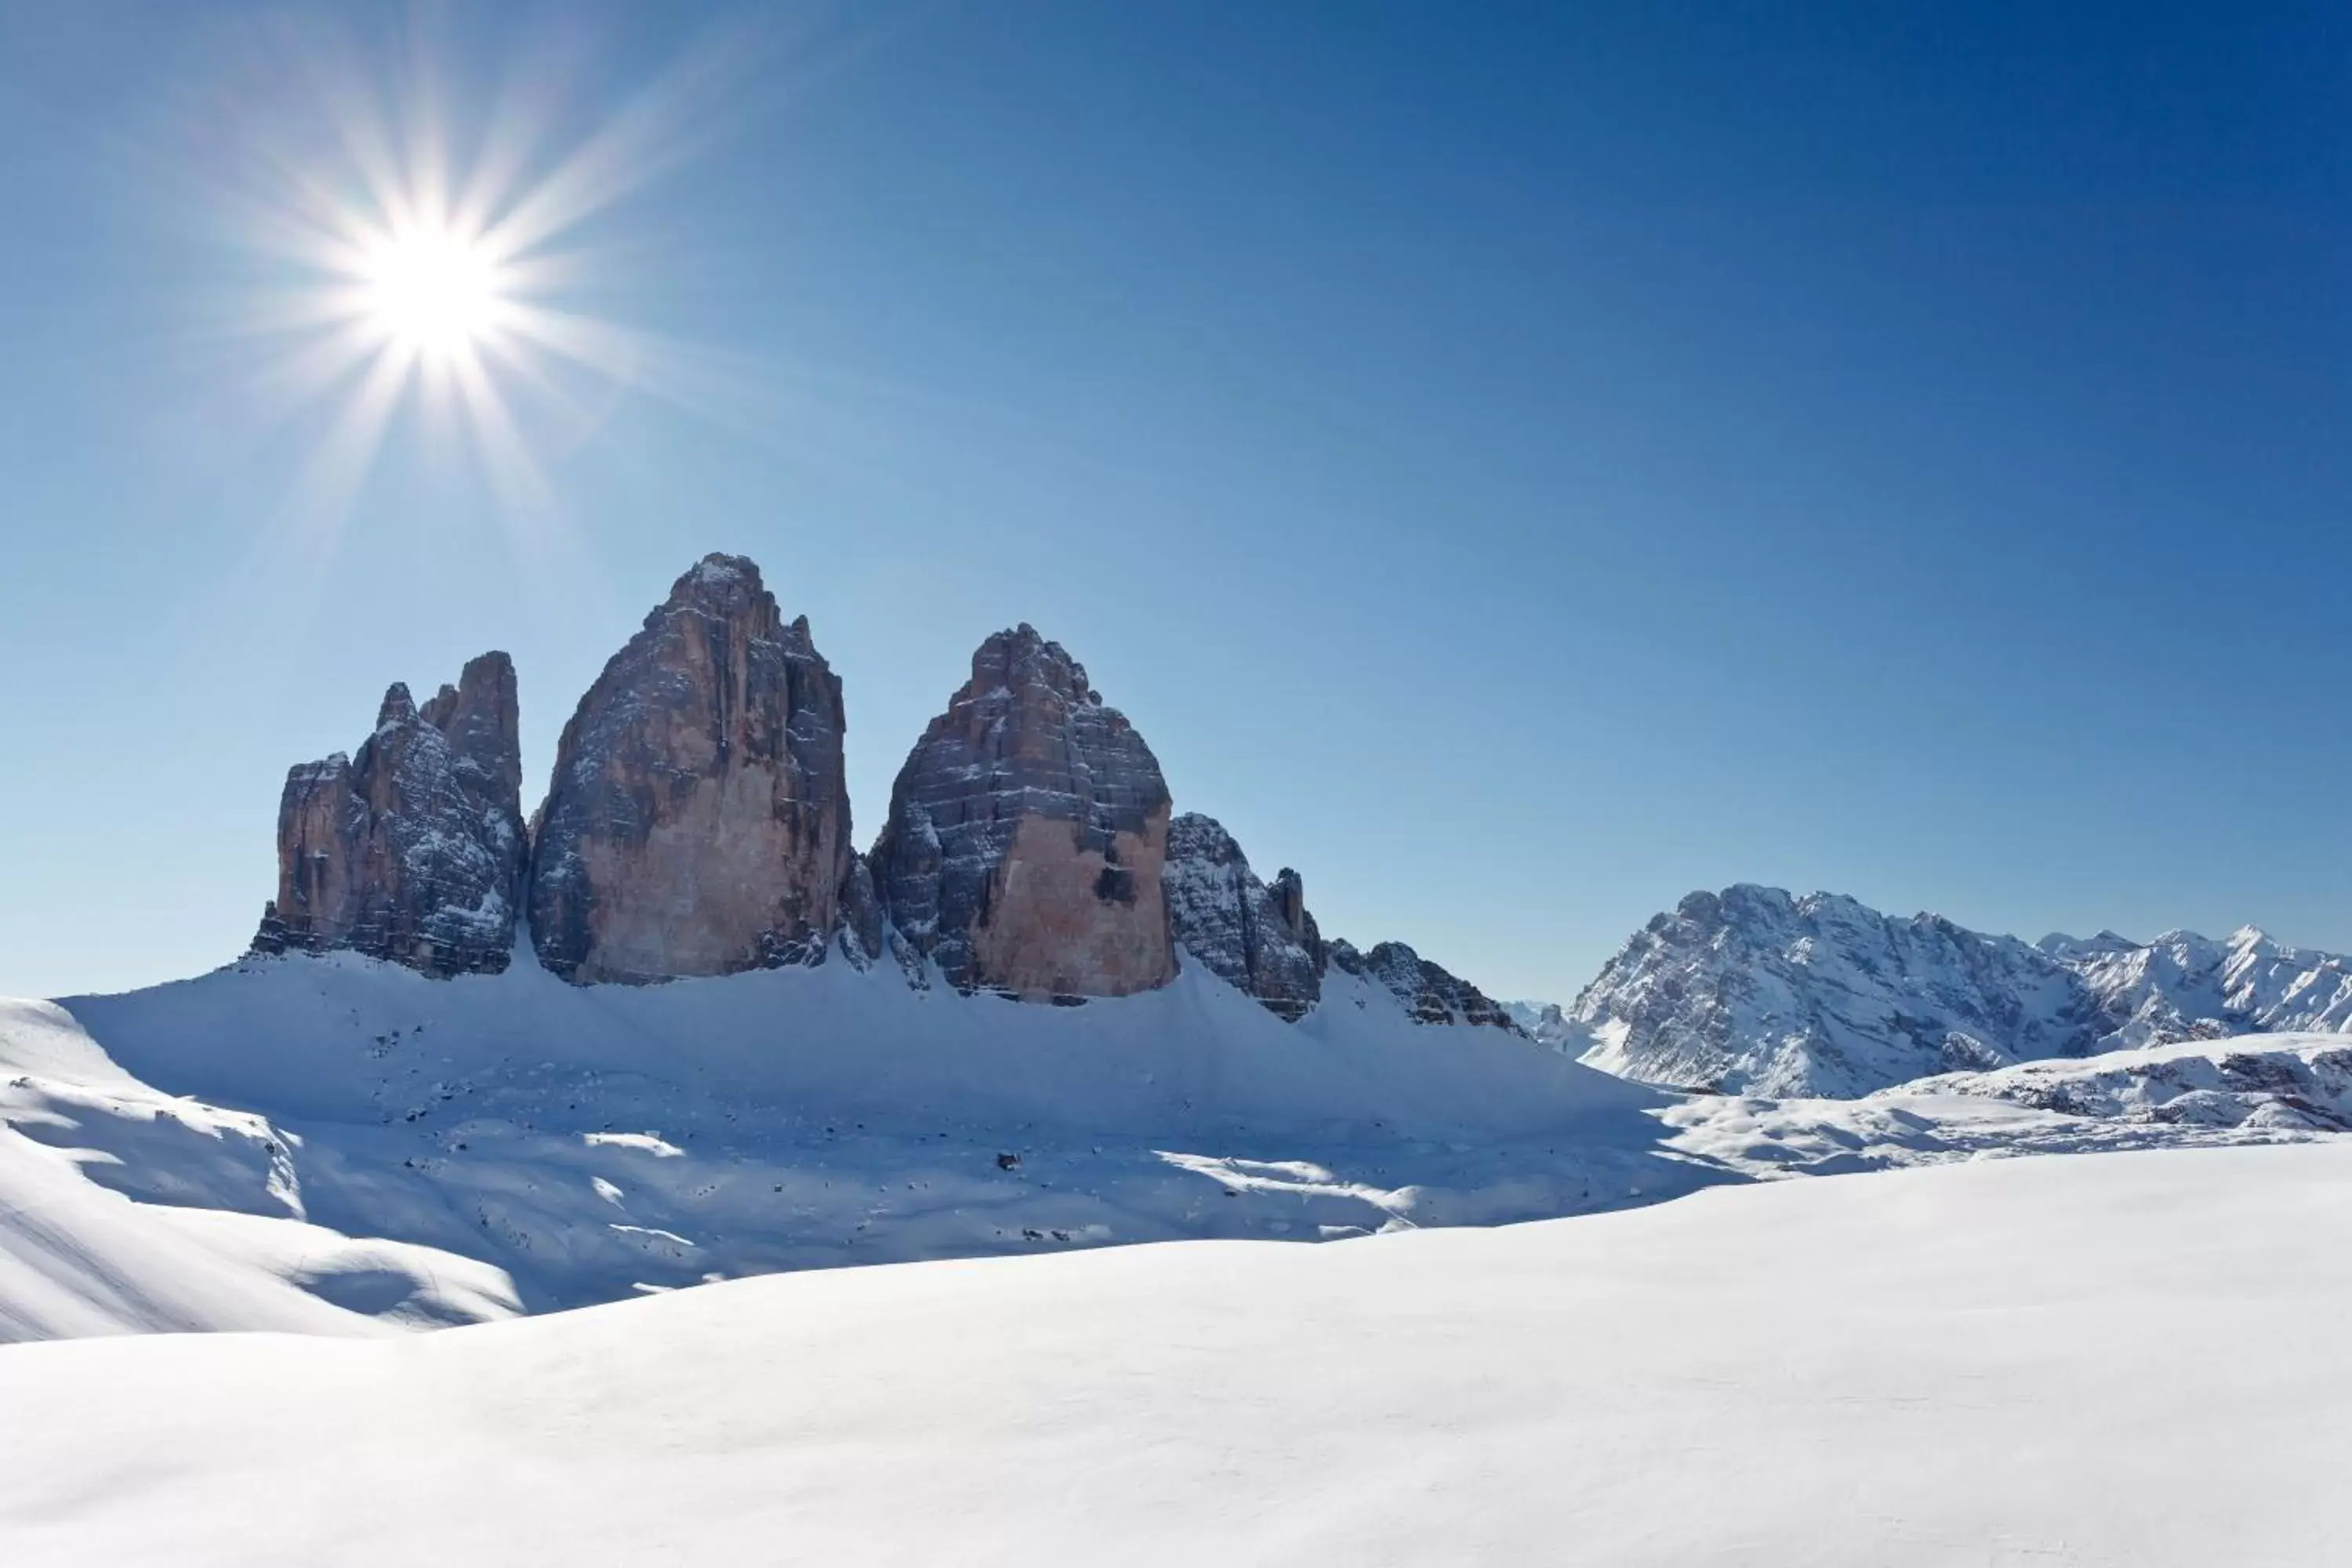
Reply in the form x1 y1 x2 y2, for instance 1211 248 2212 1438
360 224 506 356
202 17 777 547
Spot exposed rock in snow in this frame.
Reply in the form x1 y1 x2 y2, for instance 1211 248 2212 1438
1161 813 1323 1020
1567 884 2352 1096
869 624 1174 1000
251 652 527 978
1328 938 1518 1031
527 554 855 985
1900 1033 2352 1132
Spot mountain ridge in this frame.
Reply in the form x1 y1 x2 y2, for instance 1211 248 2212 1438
1552 883 2352 1096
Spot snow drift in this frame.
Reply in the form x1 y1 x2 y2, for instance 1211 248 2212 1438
2 1141 2343 1566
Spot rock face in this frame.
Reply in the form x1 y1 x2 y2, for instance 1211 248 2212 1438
1564 884 2352 1097
252 652 526 977
527 555 853 985
870 625 1174 999
1162 813 1324 1020
1329 938 1518 1030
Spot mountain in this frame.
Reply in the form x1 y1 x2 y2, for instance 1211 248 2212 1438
1559 884 2352 1096
527 555 855 984
1162 812 1326 1019
19 552 2351 1346
869 623 1176 999
0 552 1591 1336
246 552 1511 1031
251 652 526 977
9 1139 2350 1566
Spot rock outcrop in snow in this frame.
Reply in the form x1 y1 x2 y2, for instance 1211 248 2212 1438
1900 1034 2352 1133
1162 813 1324 1020
870 625 1175 1000
252 652 527 977
527 555 855 984
1329 938 1518 1030
1565 884 2352 1096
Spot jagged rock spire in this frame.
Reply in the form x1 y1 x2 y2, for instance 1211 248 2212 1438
870 624 1175 1000
527 554 855 984
1163 812 1325 1020
252 651 527 977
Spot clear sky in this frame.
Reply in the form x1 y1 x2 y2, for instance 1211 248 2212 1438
1 2 2346 1003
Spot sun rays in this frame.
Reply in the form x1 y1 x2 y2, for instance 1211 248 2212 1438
191 16 777 568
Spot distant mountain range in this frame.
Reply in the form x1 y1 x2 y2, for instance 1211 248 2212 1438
1521 885 2352 1097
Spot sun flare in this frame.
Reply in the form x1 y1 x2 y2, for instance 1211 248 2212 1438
360 225 505 355
205 20 769 550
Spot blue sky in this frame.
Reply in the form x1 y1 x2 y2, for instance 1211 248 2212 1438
1 2 2346 1001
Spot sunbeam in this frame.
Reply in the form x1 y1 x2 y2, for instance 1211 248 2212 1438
191 15 775 580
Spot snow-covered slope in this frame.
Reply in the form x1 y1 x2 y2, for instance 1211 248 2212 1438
1562 884 2352 1095
1656 1032 2352 1181
3 948 1731 1331
14 947 2352 1342
0 1000 516 1340
4 1141 2345 1567
1904 1031 2352 1129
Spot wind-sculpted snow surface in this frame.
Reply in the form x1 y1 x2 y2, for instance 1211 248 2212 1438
5 1142 2347 1566
18 948 2351 1340
0 1000 517 1340
1566 884 2352 1095
18 949 1716 1323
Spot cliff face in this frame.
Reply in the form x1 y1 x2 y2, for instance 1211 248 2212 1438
869 625 1174 1000
526 555 853 985
1162 812 1323 1020
252 652 526 977
244 555 1531 1027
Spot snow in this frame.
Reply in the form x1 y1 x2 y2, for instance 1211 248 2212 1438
0 999 516 1340
13 956 2352 1339
3 952 1737 1326
2 1141 2346 1565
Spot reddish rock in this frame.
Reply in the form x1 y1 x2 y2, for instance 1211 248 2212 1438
527 555 853 984
870 625 1174 999
252 652 527 976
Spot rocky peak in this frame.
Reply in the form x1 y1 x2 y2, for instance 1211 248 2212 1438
526 554 854 985
252 651 527 977
1570 884 2352 1097
1162 812 1323 1020
419 655 524 805
870 625 1174 1000
1328 938 1519 1030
